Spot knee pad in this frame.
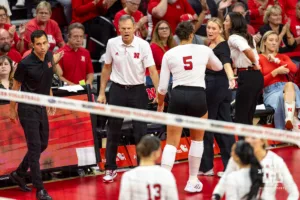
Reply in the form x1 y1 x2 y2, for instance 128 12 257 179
189 140 204 158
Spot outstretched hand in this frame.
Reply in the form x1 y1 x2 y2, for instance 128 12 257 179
53 51 64 64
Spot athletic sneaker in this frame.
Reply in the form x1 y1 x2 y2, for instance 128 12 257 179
103 170 117 183
198 168 214 176
184 180 203 193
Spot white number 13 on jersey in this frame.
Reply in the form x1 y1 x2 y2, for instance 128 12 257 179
147 184 161 200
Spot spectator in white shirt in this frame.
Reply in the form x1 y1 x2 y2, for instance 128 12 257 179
212 137 299 200
157 21 223 193
119 135 179 200
225 12 264 131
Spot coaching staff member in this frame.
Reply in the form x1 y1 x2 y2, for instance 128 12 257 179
97 15 159 183
9 30 63 200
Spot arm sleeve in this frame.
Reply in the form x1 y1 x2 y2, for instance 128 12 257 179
217 43 231 65
248 0 260 20
278 55 298 73
259 56 274 87
72 0 97 16
118 173 131 200
86 52 94 74
104 40 113 65
279 159 299 200
142 42 156 68
158 53 170 95
14 62 26 83
13 32 19 45
207 49 223 71
151 44 164 70
148 0 159 15
224 173 239 200
213 158 239 196
228 35 250 52
166 173 179 200
24 22 35 43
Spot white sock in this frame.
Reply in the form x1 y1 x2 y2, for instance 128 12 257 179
188 140 204 183
285 101 295 122
161 144 177 171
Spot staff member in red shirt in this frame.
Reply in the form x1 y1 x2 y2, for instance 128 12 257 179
148 0 197 34
24 1 65 52
259 31 299 130
57 23 94 86
97 15 159 183
0 29 22 65
114 0 148 38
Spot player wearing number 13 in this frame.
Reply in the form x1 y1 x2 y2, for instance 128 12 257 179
157 21 223 193
119 135 178 200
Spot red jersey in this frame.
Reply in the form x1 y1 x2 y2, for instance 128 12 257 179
148 0 195 34
24 18 64 52
3 24 19 49
58 45 94 84
259 54 297 88
71 0 108 23
114 9 144 37
6 49 22 64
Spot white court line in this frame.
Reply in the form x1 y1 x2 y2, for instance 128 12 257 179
1 89 300 146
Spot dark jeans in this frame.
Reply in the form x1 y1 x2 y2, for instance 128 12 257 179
105 83 148 170
235 70 264 125
200 74 235 172
16 104 49 190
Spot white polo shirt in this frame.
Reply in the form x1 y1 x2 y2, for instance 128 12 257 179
105 36 155 85
228 34 259 68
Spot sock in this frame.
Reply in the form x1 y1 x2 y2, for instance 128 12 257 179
285 101 295 122
161 144 177 171
188 140 204 183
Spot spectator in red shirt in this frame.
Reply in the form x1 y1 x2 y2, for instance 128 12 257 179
146 20 176 86
114 0 148 38
57 23 94 86
259 31 299 130
288 1 300 59
0 6 24 53
148 0 200 34
0 29 22 65
232 2 256 35
24 1 65 52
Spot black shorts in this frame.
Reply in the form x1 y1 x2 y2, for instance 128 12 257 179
168 86 207 117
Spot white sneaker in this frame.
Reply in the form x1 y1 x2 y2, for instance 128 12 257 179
15 0 25 7
103 170 117 183
217 171 224 177
184 180 203 193
198 168 214 176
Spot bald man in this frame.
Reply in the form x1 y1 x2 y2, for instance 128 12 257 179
0 29 22 64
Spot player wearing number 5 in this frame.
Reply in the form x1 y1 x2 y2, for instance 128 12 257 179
119 135 178 200
157 21 223 193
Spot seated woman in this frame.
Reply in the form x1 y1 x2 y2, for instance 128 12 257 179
224 141 263 200
145 20 176 86
258 5 297 53
212 137 299 200
24 1 65 52
0 55 13 89
259 31 299 130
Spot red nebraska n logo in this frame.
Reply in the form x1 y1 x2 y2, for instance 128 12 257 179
134 53 140 59
288 108 292 112
146 88 156 100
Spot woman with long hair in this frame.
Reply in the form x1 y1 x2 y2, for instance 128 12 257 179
212 137 299 200
145 20 176 86
225 141 264 200
259 31 299 130
225 12 264 127
199 17 236 177
0 55 14 89
119 135 178 200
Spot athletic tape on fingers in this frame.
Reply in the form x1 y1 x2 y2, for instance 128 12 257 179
1 89 300 146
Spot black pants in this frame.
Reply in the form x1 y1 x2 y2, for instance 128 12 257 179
105 83 148 170
16 104 49 190
235 70 264 125
200 74 235 172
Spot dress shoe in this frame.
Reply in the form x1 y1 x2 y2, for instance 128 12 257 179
9 171 31 192
36 189 52 200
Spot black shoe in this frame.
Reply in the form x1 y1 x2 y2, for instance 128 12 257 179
9 171 32 192
36 189 52 200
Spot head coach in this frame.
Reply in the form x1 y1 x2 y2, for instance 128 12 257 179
9 30 63 200
97 15 160 183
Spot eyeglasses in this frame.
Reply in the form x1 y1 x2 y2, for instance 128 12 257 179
158 27 170 31
0 14 7 18
127 1 140 6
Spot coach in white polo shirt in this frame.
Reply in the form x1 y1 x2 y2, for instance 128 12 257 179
97 15 159 183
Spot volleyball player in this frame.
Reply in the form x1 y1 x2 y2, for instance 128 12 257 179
157 21 223 193
119 135 178 200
